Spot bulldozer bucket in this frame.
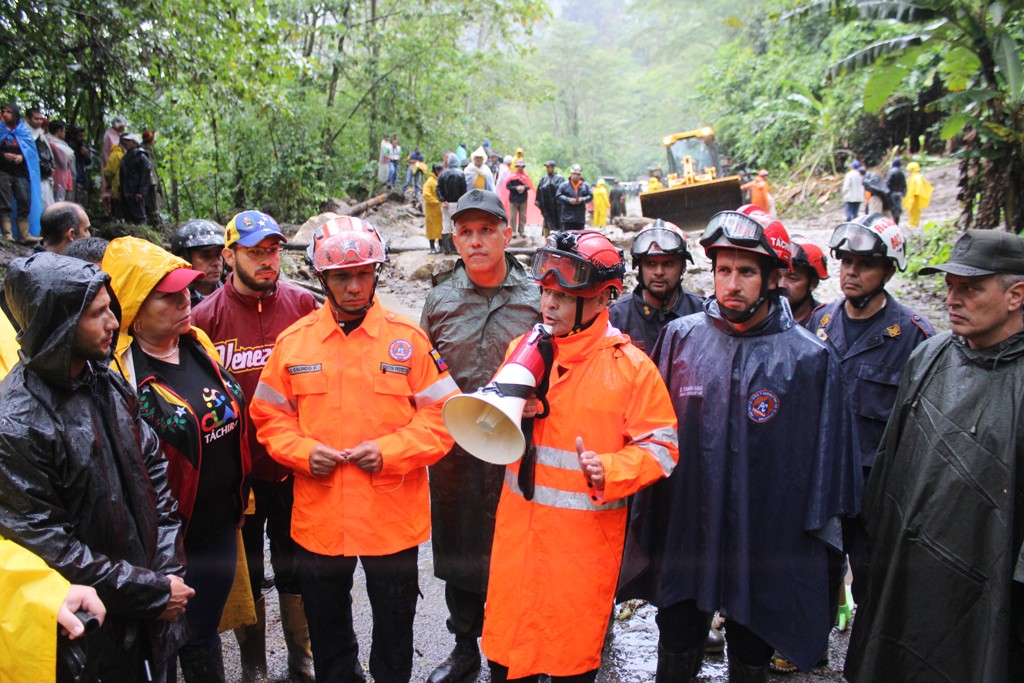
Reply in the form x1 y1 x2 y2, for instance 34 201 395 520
640 177 743 232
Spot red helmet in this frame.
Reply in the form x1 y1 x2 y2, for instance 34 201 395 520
312 216 387 274
700 206 792 269
531 229 625 298
790 237 829 279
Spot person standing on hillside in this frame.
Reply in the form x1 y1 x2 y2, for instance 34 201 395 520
0 103 43 243
420 190 541 683
437 155 469 255
505 159 534 237
886 158 906 224
902 161 933 230
741 170 771 212
423 163 444 253
591 178 610 228
843 161 865 221
379 134 393 186
536 161 564 235
101 115 127 214
465 148 495 192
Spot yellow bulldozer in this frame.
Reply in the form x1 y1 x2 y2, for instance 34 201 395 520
639 127 743 231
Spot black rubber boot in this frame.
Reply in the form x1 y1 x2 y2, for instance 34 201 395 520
180 647 226 683
727 657 769 683
427 638 482 683
656 643 704 683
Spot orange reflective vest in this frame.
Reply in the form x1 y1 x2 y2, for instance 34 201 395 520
250 300 459 556
481 310 678 677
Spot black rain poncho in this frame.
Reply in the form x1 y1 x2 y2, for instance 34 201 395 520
0 253 186 680
619 296 861 671
846 330 1024 682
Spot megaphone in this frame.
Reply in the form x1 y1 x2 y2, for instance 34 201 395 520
442 324 554 465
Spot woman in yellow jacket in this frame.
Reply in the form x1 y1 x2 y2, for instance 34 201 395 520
422 163 443 252
0 538 106 683
902 161 933 229
105 237 254 681
591 178 610 227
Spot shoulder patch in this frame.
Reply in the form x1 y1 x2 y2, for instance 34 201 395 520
886 323 901 338
429 348 448 373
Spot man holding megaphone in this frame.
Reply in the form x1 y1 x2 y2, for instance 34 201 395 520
472 230 679 683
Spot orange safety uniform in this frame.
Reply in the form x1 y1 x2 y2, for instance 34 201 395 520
741 176 770 212
249 298 459 557
481 309 679 678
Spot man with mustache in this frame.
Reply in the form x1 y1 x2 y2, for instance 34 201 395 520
191 210 319 683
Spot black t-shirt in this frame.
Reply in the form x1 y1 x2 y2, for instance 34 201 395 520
137 339 243 549
841 302 886 348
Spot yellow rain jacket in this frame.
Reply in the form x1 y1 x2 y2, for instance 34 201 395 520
0 313 20 380
902 161 934 228
0 537 70 683
102 237 256 632
592 180 610 227
423 172 443 240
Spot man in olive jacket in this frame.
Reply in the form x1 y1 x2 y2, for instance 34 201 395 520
420 190 541 683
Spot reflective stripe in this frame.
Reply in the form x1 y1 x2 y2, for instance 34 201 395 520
254 382 297 415
414 376 459 408
632 426 678 476
535 445 580 471
504 469 625 512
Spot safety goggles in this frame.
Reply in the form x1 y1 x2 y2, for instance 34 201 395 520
701 212 770 250
829 223 885 256
632 227 687 256
531 248 602 290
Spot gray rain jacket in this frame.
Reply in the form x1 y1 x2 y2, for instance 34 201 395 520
0 253 185 681
846 330 1024 682
420 254 541 592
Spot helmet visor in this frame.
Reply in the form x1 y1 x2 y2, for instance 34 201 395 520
829 223 885 256
633 227 686 256
531 248 599 291
702 212 769 249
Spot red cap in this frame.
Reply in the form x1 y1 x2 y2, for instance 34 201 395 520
154 267 204 293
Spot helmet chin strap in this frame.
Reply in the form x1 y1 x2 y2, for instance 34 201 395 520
846 285 885 309
717 274 772 325
318 269 381 318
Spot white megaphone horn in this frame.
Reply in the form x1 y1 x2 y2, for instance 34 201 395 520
442 324 554 465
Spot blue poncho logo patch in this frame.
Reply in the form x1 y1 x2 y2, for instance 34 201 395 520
747 389 779 423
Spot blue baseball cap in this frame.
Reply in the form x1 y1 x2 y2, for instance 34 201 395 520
225 210 287 248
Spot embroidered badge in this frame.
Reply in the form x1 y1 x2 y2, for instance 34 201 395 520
429 348 448 373
389 339 413 361
816 328 828 342
380 362 410 375
747 389 780 423
820 313 831 327
886 323 901 338
286 363 322 375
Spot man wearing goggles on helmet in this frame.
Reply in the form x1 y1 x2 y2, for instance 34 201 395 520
608 219 703 355
481 229 678 683
779 236 829 327
620 208 860 681
808 214 933 606
250 219 459 683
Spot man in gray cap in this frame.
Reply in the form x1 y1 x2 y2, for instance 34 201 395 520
420 189 541 683
846 229 1024 683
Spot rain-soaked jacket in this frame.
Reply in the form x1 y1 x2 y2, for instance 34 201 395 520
419 255 541 592
250 299 459 557
619 296 861 672
845 331 1024 683
0 253 186 679
105 237 251 530
608 287 704 356
481 309 678 678
536 172 565 229
0 537 70 683
808 293 933 469
555 178 592 227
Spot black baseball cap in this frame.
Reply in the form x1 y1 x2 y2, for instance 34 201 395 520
451 189 508 224
919 229 1024 277
544 160 557 167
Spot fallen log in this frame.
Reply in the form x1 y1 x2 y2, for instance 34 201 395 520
349 193 388 216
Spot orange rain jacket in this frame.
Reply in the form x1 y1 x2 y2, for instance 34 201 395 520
481 309 678 678
249 299 459 557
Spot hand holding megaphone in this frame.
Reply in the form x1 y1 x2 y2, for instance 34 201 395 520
577 436 605 489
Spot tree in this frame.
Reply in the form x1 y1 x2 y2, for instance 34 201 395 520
787 0 1024 232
